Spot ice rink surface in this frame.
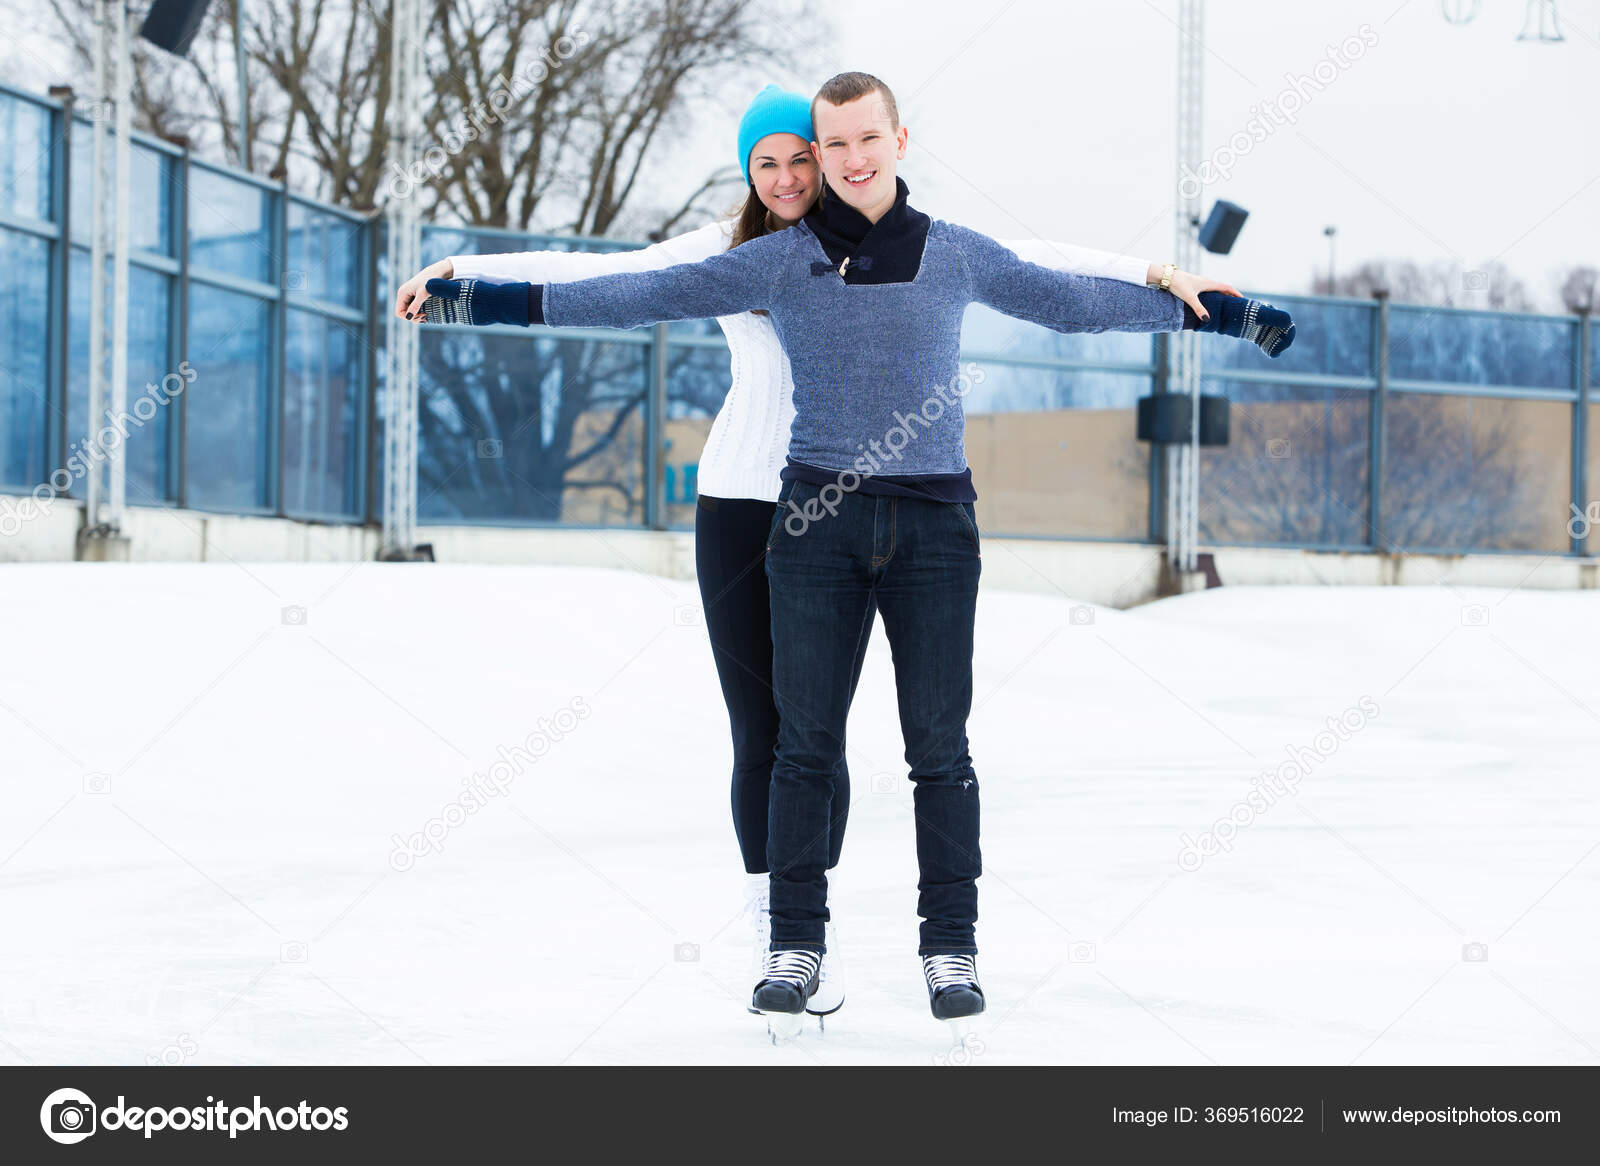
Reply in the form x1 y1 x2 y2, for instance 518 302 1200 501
1 561 1595 1065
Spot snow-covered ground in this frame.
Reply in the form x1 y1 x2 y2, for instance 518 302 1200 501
1 560 1596 1066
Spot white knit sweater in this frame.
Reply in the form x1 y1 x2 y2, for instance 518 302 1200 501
447 222 1151 504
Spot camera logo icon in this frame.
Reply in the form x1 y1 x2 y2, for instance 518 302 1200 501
40 1088 97 1144
283 269 308 292
1068 940 1097 964
1461 942 1489 963
281 605 308 626
1462 270 1489 292
477 438 503 459
673 942 700 963
872 772 897 795
280 941 309 963
1460 604 1489 627
674 604 702 627
1068 605 1095 627
1266 438 1291 459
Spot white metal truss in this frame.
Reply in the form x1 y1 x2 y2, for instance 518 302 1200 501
1169 0 1204 574
85 0 133 537
381 0 426 558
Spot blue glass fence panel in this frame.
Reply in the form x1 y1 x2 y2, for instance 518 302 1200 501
288 202 363 308
0 228 51 490
68 123 172 256
66 250 176 504
185 283 273 510
1390 307 1577 391
284 309 363 518
1 96 52 222
186 164 272 283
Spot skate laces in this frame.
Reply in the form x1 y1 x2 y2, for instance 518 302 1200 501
922 954 978 992
760 949 821 989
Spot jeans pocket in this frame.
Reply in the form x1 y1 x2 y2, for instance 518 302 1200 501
955 502 981 552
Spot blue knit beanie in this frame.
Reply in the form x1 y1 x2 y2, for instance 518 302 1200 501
737 85 815 187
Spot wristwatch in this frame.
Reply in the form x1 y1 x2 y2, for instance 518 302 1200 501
1150 262 1177 292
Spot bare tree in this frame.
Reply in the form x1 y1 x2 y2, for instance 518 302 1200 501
1554 265 1598 314
41 0 823 230
1312 258 1534 311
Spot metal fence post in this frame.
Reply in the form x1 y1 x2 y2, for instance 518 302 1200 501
272 169 289 516
1574 309 1592 555
1149 333 1168 543
1369 291 1389 551
646 321 668 530
48 88 73 486
175 141 190 510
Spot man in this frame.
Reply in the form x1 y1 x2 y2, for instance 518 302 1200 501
421 71 1294 1039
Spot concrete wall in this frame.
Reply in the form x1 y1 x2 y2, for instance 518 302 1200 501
5 496 1595 607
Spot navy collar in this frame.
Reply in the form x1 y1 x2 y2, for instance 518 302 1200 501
803 176 930 285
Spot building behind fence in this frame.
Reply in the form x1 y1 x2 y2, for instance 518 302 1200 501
2 81 1595 559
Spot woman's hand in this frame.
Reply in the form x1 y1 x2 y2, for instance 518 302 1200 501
1166 271 1242 323
395 258 454 321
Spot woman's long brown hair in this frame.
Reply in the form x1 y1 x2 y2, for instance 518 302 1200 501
728 184 818 249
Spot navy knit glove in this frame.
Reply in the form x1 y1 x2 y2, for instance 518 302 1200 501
421 277 542 327
1183 291 1296 358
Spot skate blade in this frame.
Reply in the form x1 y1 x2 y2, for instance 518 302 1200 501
944 1016 977 1044
763 1011 806 1044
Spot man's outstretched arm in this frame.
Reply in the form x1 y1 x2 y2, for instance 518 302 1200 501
422 228 796 331
946 224 1295 358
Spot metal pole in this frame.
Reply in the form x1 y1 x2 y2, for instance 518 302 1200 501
1172 0 1204 574
381 0 424 558
1369 291 1389 551
232 0 250 170
646 322 668 529
86 0 107 529
1572 309 1590 555
108 0 132 529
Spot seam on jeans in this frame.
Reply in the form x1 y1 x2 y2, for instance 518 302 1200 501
871 497 896 566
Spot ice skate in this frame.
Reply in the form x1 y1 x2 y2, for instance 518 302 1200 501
922 953 985 1040
806 921 845 1027
752 948 821 1044
743 873 769 1016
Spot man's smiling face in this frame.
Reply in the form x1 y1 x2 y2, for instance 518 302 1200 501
810 91 908 222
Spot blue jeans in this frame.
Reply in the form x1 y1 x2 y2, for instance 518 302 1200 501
764 478 983 956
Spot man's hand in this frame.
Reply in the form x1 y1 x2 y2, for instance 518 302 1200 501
419 278 538 328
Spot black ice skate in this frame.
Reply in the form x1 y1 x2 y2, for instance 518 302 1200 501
922 954 985 1040
752 949 821 1043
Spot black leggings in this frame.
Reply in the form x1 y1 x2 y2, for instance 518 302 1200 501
694 493 875 873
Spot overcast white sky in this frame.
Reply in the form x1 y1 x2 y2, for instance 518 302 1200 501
763 0 1600 308
6 0 1595 308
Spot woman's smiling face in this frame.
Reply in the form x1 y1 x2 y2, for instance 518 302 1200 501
749 132 821 222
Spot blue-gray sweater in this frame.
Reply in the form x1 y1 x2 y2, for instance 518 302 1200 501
536 179 1186 503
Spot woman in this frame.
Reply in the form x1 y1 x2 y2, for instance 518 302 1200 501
394 84 1240 1028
